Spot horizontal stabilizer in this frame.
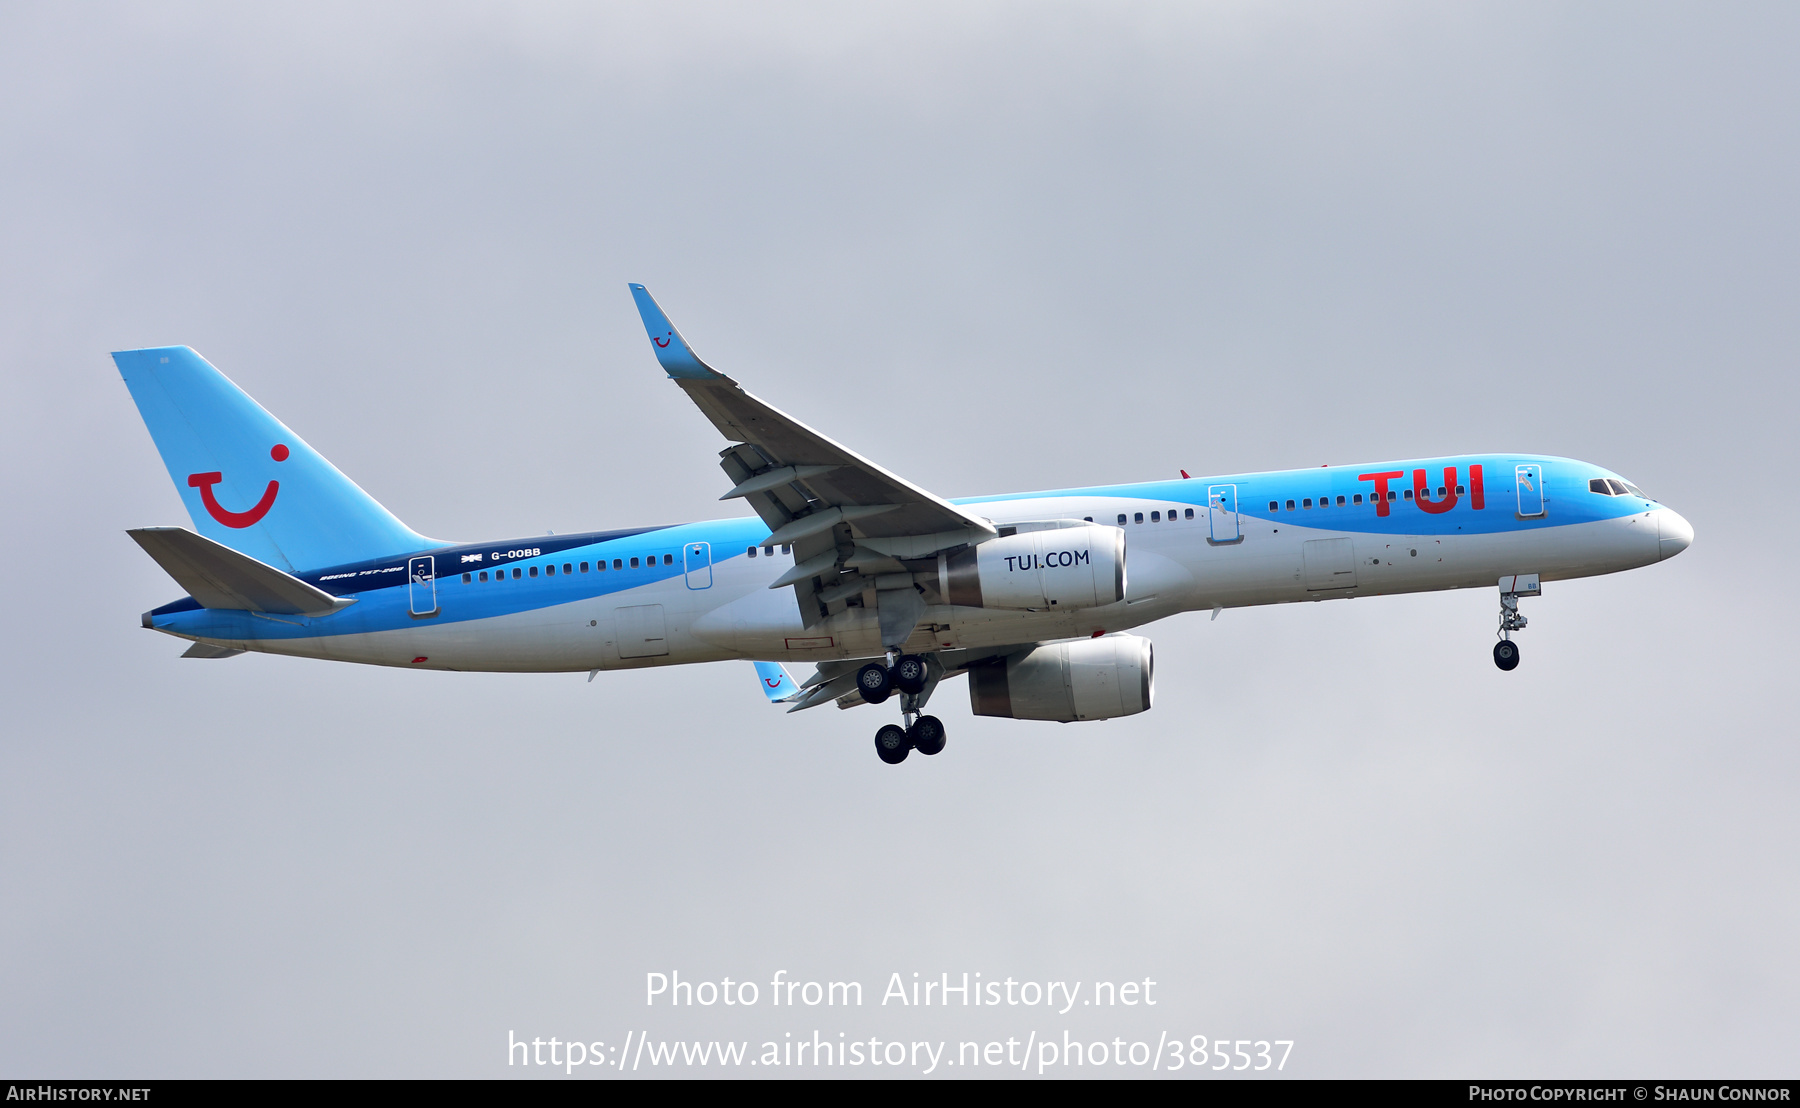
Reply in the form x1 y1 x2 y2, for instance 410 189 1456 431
181 642 245 659
129 526 357 616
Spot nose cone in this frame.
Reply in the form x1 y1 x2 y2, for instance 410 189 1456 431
1658 509 1694 561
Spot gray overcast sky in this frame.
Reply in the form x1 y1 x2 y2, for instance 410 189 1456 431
1 1 1795 1078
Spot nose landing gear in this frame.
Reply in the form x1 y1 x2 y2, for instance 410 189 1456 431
1493 574 1540 672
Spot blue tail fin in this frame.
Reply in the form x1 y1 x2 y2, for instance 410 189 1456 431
114 346 434 573
752 661 800 703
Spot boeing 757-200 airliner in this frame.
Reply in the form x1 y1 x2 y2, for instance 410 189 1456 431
119 285 1693 764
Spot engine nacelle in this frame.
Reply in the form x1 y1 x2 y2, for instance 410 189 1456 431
967 633 1154 722
938 522 1125 610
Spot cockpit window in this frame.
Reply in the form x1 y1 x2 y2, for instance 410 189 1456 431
1590 476 1656 500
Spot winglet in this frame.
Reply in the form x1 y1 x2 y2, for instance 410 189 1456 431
629 284 722 380
752 661 801 703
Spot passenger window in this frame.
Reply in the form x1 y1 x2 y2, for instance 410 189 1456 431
1303 498 1312 508
1404 490 1413 499
765 546 775 557
1354 494 1363 504
545 564 555 576
747 546 757 557
1134 512 1143 524
1456 486 1465 495
1336 496 1345 506
664 554 674 565
479 571 488 582
1117 514 1128 525
564 563 572 574
529 566 539 577
781 545 790 554
1185 508 1194 519
462 572 471 583
580 562 589 572
612 559 622 570
1437 487 1446 497
1285 500 1295 510
512 568 522 579
1151 511 1161 522
1268 501 1279 511
630 557 640 568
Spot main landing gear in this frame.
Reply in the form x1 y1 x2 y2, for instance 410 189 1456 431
862 654 947 764
872 715 949 764
856 654 928 704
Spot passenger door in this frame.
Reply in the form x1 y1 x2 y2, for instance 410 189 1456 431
684 541 712 589
407 555 438 617
1207 484 1242 543
1516 464 1546 518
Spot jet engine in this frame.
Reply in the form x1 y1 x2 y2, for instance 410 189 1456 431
937 522 1125 610
967 633 1153 722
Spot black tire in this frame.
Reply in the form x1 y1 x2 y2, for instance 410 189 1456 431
1493 640 1520 671
893 654 929 695
910 715 947 756
857 662 894 704
874 724 911 764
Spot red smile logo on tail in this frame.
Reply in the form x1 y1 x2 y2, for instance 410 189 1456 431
188 444 287 528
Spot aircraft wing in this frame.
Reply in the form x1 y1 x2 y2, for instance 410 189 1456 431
629 284 997 630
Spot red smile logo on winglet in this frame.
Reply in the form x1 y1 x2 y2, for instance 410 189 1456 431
188 444 287 528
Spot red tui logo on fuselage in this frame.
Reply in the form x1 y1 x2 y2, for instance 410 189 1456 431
1358 465 1486 517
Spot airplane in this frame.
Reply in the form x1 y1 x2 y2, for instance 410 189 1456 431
118 284 1694 764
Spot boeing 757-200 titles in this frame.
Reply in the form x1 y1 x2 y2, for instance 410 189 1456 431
119 285 1693 763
